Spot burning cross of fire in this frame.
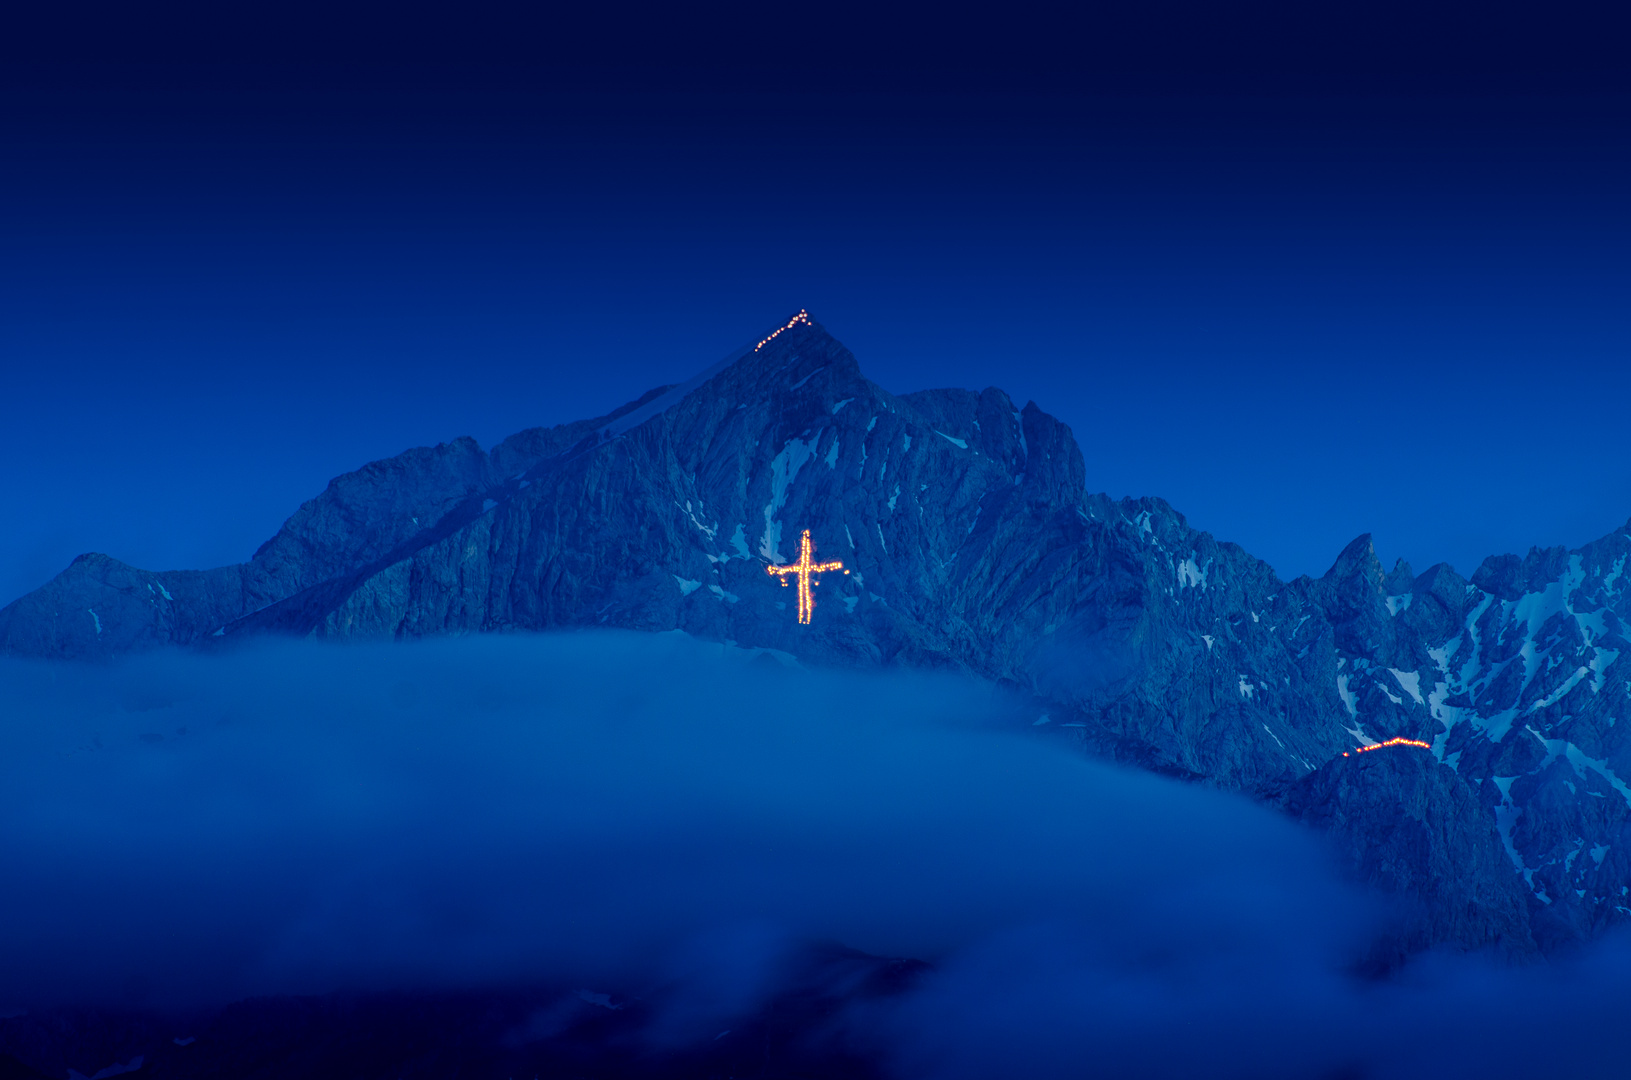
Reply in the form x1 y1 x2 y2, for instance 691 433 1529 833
766 529 847 624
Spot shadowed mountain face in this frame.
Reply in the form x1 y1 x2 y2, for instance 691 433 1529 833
5 313 1630 958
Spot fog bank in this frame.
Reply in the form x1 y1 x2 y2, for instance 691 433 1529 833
2 632 1627 1076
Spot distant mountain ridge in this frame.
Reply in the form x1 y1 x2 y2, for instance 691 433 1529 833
5 312 1630 960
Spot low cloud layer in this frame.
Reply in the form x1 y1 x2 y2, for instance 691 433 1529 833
2 632 1629 1076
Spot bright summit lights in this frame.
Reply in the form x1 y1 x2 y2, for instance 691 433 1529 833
754 310 811 352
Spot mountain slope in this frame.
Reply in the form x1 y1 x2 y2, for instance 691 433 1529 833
4 312 1628 957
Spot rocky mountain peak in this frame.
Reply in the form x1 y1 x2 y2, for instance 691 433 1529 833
1470 544 1571 601
1316 534 1396 656
1323 533 1386 589
5 316 1631 964
731 315 868 406
1383 557 1415 595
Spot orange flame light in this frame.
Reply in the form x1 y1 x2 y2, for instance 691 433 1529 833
766 529 846 624
1342 736 1431 758
754 310 812 352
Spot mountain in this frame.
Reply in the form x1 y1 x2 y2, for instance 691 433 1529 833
5 311 1629 959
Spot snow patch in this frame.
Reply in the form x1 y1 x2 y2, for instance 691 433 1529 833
1176 557 1208 589
1386 593 1413 615
759 435 819 562
88 609 101 635
934 430 968 449
1592 649 1620 693
1603 554 1626 595
673 576 702 597
1336 674 1358 718
707 585 740 603
677 501 718 541
831 397 854 413
1389 668 1424 705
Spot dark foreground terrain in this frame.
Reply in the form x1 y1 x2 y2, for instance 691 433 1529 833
0 946 921 1080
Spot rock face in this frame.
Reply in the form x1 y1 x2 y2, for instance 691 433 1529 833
4 312 1630 959
1281 749 1536 964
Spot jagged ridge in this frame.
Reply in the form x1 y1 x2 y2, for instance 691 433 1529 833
4 313 1629 958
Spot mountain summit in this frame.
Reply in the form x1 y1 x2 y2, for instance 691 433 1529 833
5 312 1630 958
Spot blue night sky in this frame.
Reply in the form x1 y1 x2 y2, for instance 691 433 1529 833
2 4 1628 606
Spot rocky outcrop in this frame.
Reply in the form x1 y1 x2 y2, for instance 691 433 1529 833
0 554 245 662
5 312 1630 959
1282 746 1536 965
0 387 665 660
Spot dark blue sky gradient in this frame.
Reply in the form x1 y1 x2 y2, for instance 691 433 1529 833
2 5 1628 604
